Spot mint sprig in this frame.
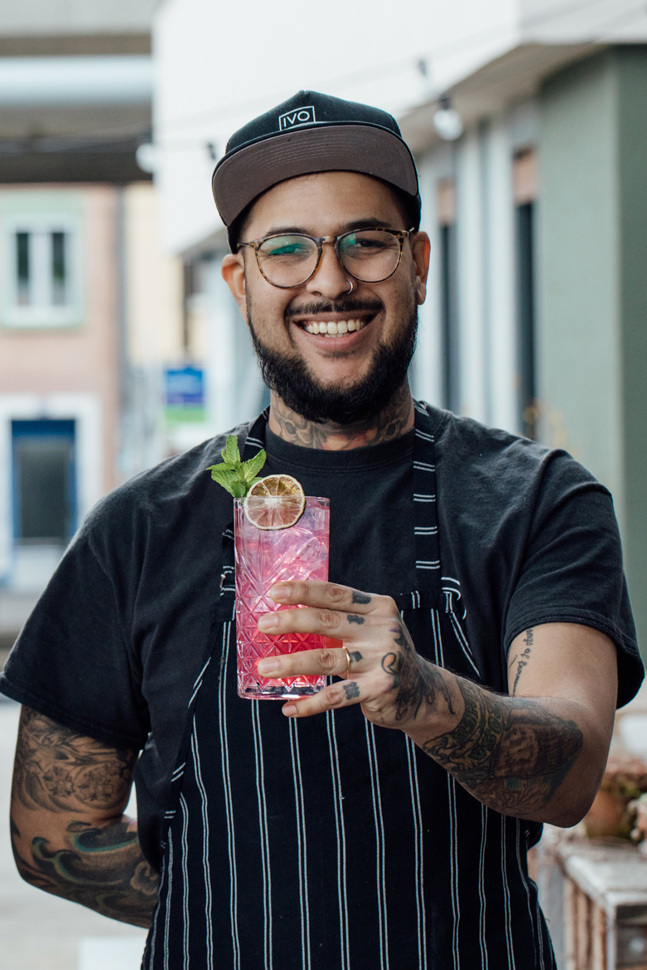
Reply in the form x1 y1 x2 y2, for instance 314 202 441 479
207 435 266 498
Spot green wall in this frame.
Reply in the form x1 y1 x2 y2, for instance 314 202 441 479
537 47 647 664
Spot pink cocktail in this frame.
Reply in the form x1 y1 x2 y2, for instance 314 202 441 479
234 496 330 699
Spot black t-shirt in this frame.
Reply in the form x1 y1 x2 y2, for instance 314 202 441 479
1 404 642 861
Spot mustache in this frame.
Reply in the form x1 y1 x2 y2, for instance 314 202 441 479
285 298 383 320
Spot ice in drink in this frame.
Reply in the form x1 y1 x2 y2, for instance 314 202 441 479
234 496 330 699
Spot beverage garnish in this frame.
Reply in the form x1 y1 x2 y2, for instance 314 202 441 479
207 435 267 498
208 435 305 530
243 475 306 530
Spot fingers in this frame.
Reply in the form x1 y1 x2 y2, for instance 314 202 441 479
258 605 366 639
257 645 353 680
281 679 363 719
269 581 383 615
254 582 404 721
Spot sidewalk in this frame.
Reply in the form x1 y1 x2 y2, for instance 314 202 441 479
0 697 146 970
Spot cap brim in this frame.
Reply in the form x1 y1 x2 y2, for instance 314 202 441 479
212 124 419 227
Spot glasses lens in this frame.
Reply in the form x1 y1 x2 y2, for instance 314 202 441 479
339 230 401 282
256 234 318 287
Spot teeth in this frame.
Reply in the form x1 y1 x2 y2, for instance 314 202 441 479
304 319 365 336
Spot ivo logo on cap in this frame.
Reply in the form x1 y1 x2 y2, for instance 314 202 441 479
278 106 316 131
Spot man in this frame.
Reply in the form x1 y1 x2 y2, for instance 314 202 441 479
2 91 643 969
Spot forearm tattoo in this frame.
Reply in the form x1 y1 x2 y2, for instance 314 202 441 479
423 679 584 816
381 622 455 723
11 708 158 927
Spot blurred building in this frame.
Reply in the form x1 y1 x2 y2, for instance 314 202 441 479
152 0 647 665
0 1 187 648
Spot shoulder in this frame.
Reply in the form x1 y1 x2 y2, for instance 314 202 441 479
420 402 605 501
80 419 255 553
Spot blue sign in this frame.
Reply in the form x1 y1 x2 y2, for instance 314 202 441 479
164 366 206 423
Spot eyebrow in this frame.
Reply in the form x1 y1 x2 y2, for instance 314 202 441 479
258 217 401 238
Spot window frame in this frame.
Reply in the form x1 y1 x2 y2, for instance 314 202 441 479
1 212 83 330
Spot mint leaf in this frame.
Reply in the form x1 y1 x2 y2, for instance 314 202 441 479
208 464 240 491
242 450 266 482
207 437 267 497
222 435 241 465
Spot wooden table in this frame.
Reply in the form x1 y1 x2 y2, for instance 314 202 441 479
556 839 647 969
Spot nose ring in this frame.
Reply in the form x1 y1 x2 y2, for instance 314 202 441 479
346 279 354 294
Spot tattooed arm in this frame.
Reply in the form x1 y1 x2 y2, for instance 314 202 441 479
255 583 618 827
10 706 158 927
413 621 616 824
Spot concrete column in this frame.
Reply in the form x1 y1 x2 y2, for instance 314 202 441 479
537 47 647 660
456 130 487 420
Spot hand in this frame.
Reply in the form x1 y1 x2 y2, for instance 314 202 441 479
256 581 457 731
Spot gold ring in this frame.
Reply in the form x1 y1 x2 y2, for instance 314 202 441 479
342 646 352 674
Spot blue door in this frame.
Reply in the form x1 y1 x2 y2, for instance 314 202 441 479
11 419 77 546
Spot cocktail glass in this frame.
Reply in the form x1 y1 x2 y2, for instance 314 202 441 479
234 496 330 699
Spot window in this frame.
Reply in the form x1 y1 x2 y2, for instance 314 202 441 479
437 179 460 413
12 420 77 545
14 227 71 308
513 150 538 439
1 204 83 328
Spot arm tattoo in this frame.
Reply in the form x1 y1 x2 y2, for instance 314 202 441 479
509 629 533 695
11 708 158 927
422 679 584 816
381 623 455 723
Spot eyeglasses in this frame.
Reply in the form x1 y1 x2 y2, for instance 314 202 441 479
237 227 414 289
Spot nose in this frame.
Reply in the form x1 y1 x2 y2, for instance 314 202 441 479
304 239 353 300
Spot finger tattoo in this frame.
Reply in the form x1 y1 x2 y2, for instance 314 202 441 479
343 682 360 700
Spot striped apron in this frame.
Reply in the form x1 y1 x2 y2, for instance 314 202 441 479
142 404 557 970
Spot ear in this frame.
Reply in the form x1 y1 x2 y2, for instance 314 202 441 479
411 231 431 306
221 253 249 322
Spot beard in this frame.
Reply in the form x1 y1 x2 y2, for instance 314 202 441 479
247 297 419 426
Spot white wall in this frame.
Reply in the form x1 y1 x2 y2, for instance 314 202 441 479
153 0 524 256
520 0 647 43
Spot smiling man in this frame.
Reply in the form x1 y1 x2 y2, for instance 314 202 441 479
2 91 643 970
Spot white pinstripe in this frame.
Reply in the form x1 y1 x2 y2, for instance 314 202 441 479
501 816 515 968
190 728 213 966
179 795 190 968
189 657 212 708
516 821 546 970
217 621 240 968
365 720 390 970
478 803 488 969
447 774 461 967
251 700 273 969
449 611 481 678
404 736 428 969
164 829 174 970
326 710 350 970
289 718 312 970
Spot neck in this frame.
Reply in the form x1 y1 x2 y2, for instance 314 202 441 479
267 382 414 450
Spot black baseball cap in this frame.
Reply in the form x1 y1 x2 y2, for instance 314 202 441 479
212 90 421 238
